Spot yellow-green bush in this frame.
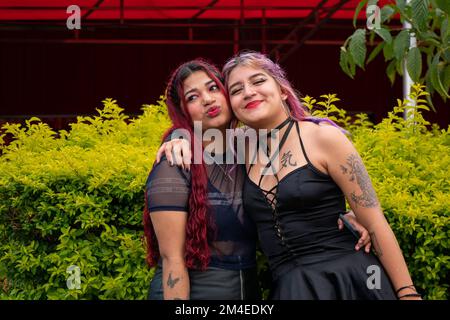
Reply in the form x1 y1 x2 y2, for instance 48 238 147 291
303 85 449 300
0 97 171 299
0 85 448 299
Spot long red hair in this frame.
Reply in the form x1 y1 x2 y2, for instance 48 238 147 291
143 59 229 271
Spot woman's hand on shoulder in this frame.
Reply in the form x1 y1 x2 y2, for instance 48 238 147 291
156 139 192 171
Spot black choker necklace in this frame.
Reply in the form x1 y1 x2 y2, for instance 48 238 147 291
266 117 292 138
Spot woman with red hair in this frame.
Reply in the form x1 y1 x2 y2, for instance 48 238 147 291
143 59 260 300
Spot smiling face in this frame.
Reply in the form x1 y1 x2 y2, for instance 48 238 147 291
182 70 232 132
227 65 288 129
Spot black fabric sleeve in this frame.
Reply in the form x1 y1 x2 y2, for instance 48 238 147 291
145 156 191 213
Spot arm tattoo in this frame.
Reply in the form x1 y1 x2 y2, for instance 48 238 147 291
167 272 180 289
281 150 297 168
340 153 378 208
370 231 383 257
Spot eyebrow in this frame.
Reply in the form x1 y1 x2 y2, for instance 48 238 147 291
184 79 216 97
228 73 266 91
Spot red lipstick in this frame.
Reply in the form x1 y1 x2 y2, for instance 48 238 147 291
207 106 221 117
245 100 262 109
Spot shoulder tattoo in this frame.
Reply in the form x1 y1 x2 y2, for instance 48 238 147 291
340 153 378 208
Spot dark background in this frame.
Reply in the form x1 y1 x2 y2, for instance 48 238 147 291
0 19 448 129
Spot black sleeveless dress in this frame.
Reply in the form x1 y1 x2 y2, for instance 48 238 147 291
243 118 397 300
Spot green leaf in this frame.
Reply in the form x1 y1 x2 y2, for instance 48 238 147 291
367 42 385 64
443 64 450 91
375 28 393 43
396 0 407 12
383 41 394 60
353 0 369 28
339 47 349 74
421 30 440 40
441 17 449 44
381 5 396 23
396 58 404 76
348 51 356 75
411 0 430 31
430 53 450 99
369 30 376 44
340 47 352 78
406 47 422 82
387 59 397 85
444 49 450 64
349 29 367 68
394 29 410 61
435 0 450 15
425 74 437 109
420 31 442 46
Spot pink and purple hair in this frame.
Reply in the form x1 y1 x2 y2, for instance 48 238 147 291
222 50 340 128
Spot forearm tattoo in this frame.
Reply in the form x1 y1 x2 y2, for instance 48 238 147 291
167 272 180 289
340 153 378 208
281 150 297 168
370 231 383 257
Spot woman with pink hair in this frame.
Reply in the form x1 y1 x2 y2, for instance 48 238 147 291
217 50 419 300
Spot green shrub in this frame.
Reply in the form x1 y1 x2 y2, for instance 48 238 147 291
0 97 170 299
0 85 448 300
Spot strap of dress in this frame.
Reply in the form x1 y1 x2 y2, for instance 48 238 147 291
247 117 292 176
257 119 295 187
294 121 311 165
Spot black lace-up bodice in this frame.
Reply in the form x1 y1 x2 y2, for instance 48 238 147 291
243 119 352 272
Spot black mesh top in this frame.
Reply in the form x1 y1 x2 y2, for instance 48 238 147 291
145 153 257 270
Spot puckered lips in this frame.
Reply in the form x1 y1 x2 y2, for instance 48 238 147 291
206 105 221 118
245 100 263 110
